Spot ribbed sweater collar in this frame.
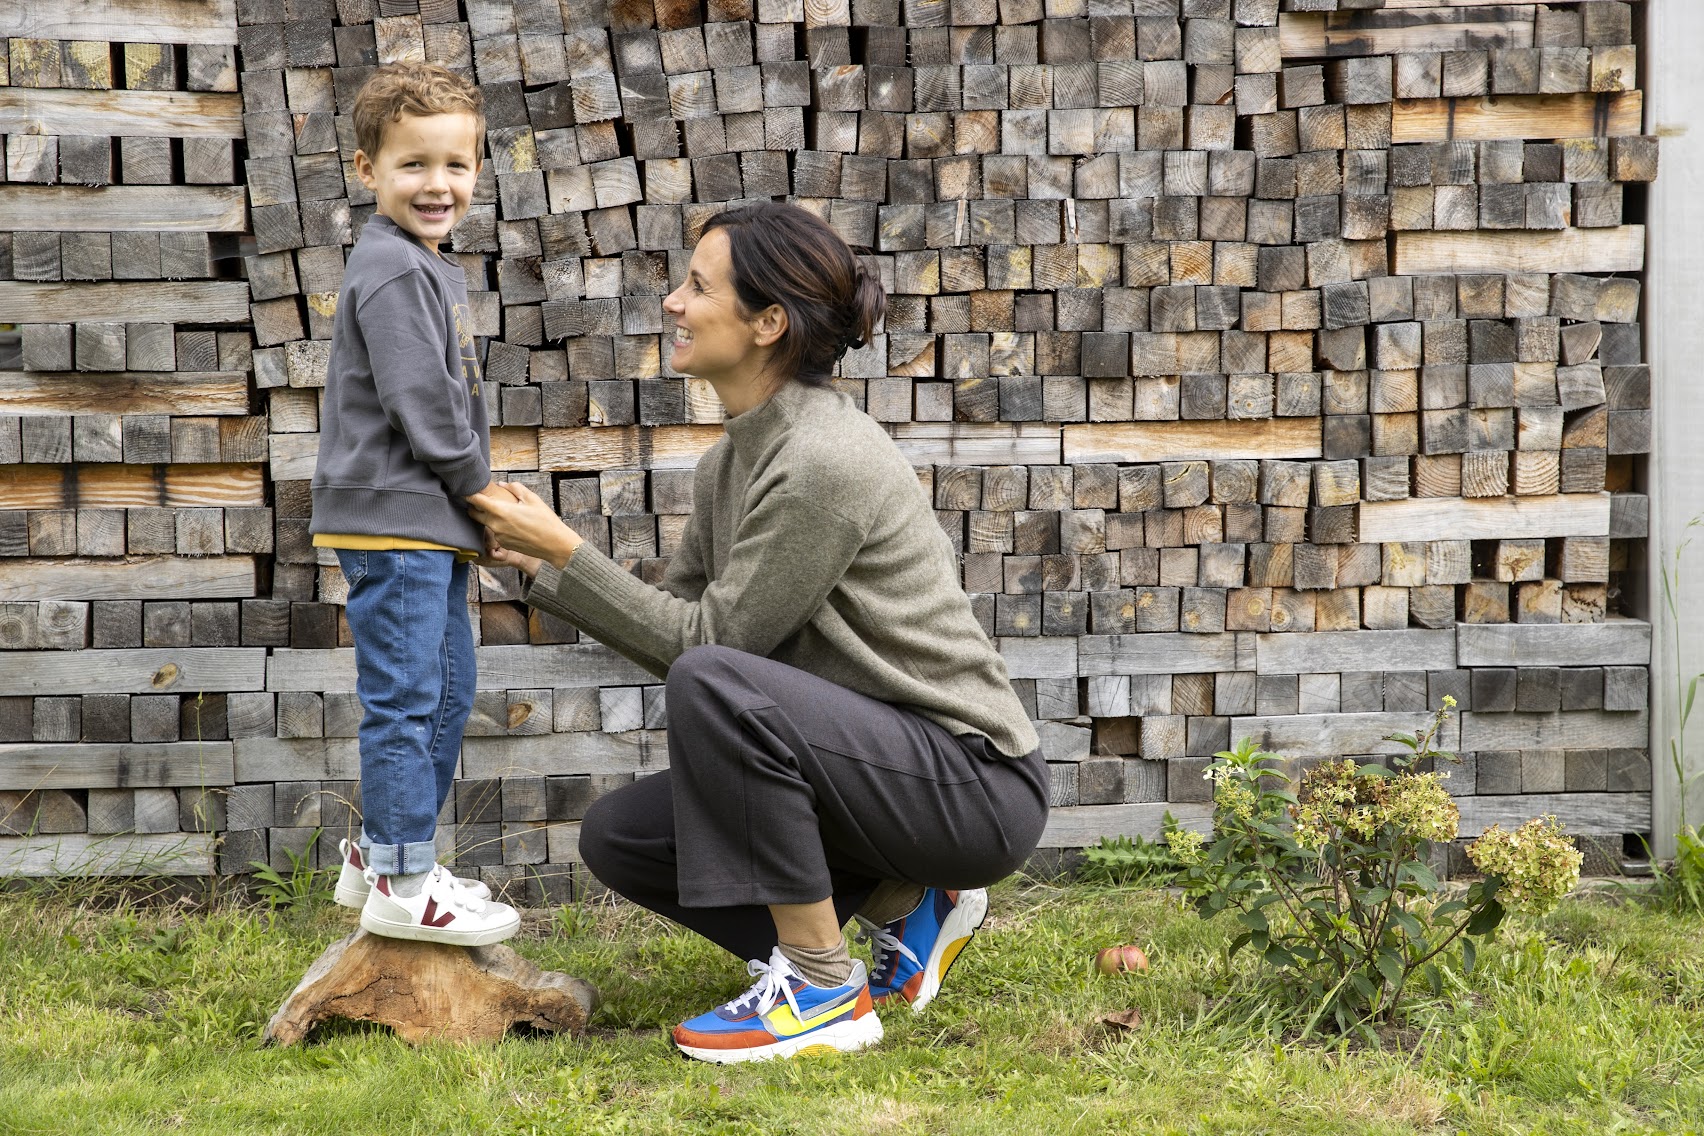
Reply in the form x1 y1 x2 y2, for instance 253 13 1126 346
722 379 838 460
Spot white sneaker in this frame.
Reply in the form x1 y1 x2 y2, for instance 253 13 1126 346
358 864 521 947
334 837 491 909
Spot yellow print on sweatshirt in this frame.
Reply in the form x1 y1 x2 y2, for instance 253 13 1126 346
454 303 481 396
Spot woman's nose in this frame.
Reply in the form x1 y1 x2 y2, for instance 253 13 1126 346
662 286 685 313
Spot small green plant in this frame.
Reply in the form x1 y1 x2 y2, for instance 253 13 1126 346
1169 701 1583 1035
248 829 329 911
1078 829 1184 886
1654 515 1704 913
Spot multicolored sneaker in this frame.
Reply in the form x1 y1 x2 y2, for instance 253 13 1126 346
673 946 883 1064
334 837 490 909
857 887 988 1013
358 864 520 947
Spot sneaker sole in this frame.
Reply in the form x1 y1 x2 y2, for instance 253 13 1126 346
334 875 369 909
909 887 989 1014
676 1013 884 1064
359 908 520 947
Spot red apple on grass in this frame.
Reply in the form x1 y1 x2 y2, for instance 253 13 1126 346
1095 945 1150 975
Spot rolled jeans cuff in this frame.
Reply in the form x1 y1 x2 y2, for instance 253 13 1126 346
361 834 441 877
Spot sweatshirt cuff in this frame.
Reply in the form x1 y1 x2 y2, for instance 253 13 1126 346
436 454 492 499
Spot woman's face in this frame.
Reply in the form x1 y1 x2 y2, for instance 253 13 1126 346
662 229 781 390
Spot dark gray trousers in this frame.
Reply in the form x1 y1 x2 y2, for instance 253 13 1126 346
579 644 1050 962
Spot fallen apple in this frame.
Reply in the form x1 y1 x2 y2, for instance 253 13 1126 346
1095 945 1150 975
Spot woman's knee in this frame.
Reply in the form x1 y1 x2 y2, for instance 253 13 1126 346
665 643 744 698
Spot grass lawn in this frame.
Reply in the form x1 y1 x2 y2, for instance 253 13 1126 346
1 877 1702 1136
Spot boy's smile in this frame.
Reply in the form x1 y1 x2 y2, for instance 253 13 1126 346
354 111 482 253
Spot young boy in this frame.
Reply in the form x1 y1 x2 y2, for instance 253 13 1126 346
310 62 519 946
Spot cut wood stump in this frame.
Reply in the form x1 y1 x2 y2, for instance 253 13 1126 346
264 930 599 1046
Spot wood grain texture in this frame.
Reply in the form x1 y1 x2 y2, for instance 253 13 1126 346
0 742 234 790
1064 419 1323 464
265 644 656 694
1233 711 1463 758
1458 620 1652 667
1455 792 1648 837
0 282 251 324
0 833 216 877
1077 633 1242 676
1256 629 1459 674
0 372 249 416
460 731 670 778
1461 709 1649 750
1280 9 1535 59
0 556 258 601
1395 227 1644 275
537 425 724 471
0 187 247 233
1039 802 1213 848
0 464 264 509
1391 93 1643 142
889 423 1063 467
1359 492 1610 541
0 0 239 45
0 89 244 138
0 648 264 696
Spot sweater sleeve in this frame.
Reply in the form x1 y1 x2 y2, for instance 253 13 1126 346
526 487 865 670
357 269 491 498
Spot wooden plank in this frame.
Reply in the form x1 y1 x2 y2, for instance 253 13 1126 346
267 433 319 482
1077 633 1242 676
1394 227 1644 275
888 423 1062 467
1256 629 1458 675
1392 93 1643 142
266 643 656 693
0 187 247 233
995 637 1080 681
0 89 244 138
0 556 257 601
1039 802 1214 848
1381 0 1641 6
0 742 234 790
537 425 724 472
491 426 540 471
1232 711 1463 759
1360 492 1610 542
1458 620 1652 667
0 464 265 509
1064 419 1323 464
1280 9 1535 59
0 0 239 45
0 648 266 696
0 282 252 325
0 372 249 416
460 730 670 778
0 833 216 877
1461 709 1649 750
1455 792 1648 838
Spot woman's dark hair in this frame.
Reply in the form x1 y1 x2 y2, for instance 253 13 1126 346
700 202 886 387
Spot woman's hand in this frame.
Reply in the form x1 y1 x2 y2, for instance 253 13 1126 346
466 482 582 574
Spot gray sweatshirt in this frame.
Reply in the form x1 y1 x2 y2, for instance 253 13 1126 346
310 214 490 551
526 380 1041 759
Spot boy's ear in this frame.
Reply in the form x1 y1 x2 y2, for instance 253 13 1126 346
353 148 377 190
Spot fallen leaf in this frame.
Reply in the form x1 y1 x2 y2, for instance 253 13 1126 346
1099 1008 1143 1031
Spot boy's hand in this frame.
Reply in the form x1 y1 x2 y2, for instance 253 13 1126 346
478 526 542 578
466 481 583 572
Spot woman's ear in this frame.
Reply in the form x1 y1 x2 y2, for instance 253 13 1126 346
751 303 788 348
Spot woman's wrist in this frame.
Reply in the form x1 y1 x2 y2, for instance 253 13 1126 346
547 530 582 571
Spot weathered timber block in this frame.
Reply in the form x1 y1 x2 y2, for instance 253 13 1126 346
265 930 598 1047
0 372 248 417
1457 620 1651 667
537 425 723 471
460 731 670 778
1359 492 1609 542
1455 792 1649 838
0 89 244 138
266 644 657 694
1394 227 1643 276
1038 802 1213 849
888 423 1062 467
1232 711 1462 759
0 833 215 877
1255 629 1458 675
0 556 258 601
491 427 541 471
0 187 247 232
0 283 252 325
231 738 360 781
995 637 1080 681
0 742 234 791
1077 633 1242 676
1280 9 1534 59
0 464 265 509
1391 92 1643 143
0 0 238 44
1063 418 1323 464
0 648 264 696
1461 709 1649 751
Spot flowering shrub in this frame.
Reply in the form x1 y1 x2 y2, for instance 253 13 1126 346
1169 700 1584 1033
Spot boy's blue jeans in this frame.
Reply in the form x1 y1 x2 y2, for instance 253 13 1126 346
337 548 475 877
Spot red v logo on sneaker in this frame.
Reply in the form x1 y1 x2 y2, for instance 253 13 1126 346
421 898 456 928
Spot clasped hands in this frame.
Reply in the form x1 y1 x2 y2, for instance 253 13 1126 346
466 482 584 579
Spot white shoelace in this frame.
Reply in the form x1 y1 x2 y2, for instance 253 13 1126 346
723 947 806 1022
854 916 921 979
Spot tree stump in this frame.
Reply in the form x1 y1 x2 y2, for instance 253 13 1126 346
264 929 599 1046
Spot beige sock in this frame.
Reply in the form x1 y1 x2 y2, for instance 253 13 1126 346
856 880 927 927
778 939 855 988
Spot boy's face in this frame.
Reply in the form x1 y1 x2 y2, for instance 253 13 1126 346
355 111 482 252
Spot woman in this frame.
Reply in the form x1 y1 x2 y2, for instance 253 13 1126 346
468 202 1048 1065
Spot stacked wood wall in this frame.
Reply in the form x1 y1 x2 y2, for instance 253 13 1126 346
0 0 1657 891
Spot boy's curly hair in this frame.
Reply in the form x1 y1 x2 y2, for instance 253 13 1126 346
352 62 484 159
